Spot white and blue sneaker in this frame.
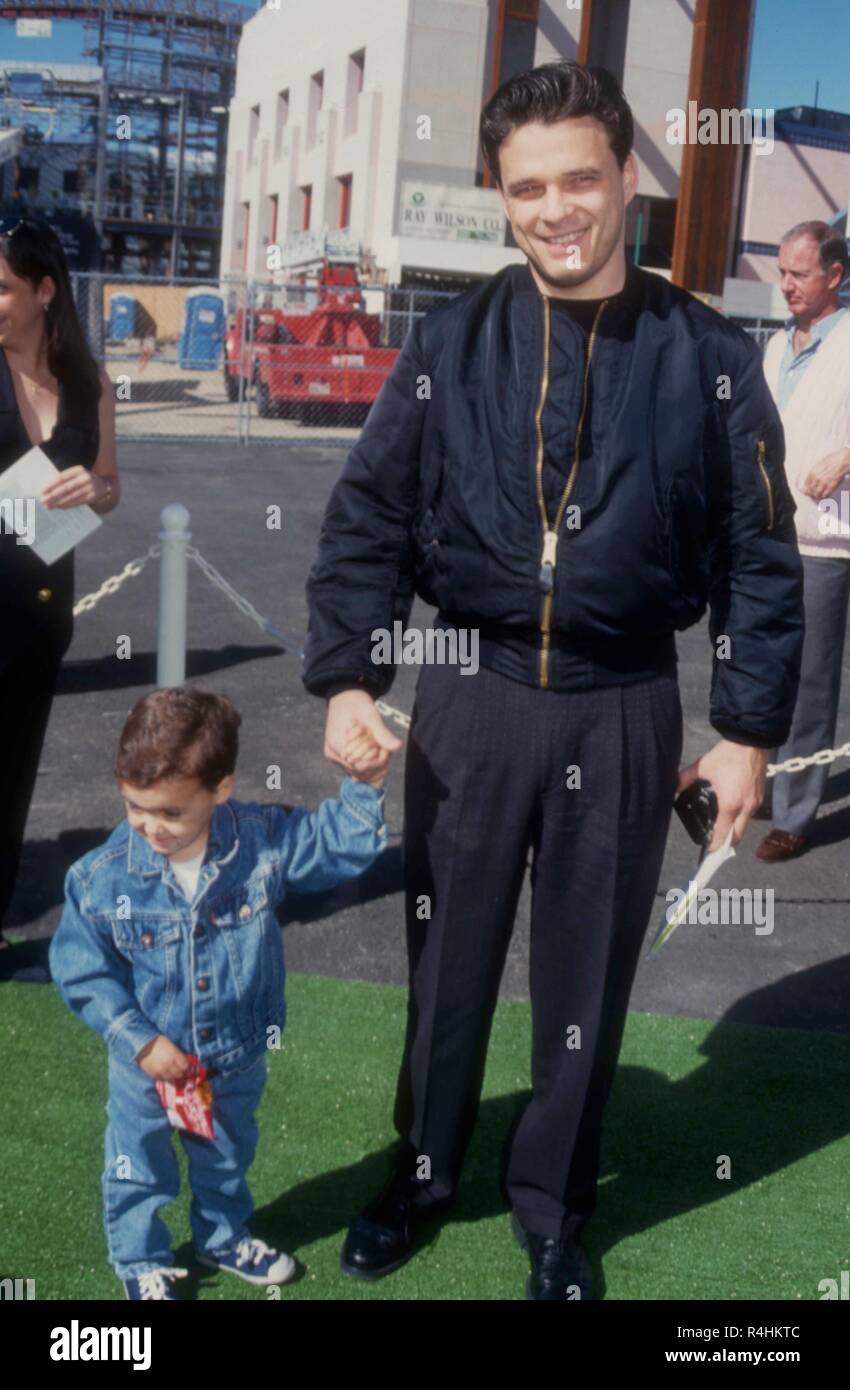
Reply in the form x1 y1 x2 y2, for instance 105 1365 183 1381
196 1237 295 1286
124 1266 188 1300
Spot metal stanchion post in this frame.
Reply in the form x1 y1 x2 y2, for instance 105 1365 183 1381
157 504 190 687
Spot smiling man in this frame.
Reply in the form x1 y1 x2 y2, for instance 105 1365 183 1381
500 110 633 297
302 62 804 1300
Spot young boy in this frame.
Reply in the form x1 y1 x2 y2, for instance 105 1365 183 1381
49 686 388 1300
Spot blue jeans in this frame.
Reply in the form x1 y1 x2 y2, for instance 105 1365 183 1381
102 1050 268 1279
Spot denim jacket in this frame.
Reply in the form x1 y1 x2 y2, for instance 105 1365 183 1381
49 777 387 1075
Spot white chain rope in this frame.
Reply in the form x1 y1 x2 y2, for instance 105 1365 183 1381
73 545 843 755
766 744 850 778
72 545 160 615
184 546 413 731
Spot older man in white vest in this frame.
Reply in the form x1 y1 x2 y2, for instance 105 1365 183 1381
757 220 850 862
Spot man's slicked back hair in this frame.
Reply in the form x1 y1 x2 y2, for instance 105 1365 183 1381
480 61 634 187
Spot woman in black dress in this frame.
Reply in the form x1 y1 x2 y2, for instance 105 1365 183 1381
0 217 119 981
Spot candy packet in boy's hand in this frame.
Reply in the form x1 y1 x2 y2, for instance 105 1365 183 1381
155 1055 215 1139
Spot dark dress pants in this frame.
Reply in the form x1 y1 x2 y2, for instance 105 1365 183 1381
394 658 682 1241
771 554 850 836
0 642 62 933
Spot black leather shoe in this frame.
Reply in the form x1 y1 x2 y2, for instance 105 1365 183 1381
340 1171 454 1280
512 1212 593 1300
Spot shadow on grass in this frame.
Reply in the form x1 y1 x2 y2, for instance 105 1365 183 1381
234 964 850 1300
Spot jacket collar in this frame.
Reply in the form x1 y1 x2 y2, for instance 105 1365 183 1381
509 258 646 328
126 799 240 879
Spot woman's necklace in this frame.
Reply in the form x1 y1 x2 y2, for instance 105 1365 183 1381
14 369 56 398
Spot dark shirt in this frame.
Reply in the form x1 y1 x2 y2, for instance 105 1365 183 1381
548 294 608 332
540 294 608 518
0 349 99 659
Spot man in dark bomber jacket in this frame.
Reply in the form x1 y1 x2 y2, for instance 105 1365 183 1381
302 63 804 1299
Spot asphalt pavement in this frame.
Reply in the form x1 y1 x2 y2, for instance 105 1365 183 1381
9 440 850 1033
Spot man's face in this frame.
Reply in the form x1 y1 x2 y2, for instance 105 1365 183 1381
119 774 234 862
496 116 637 297
778 235 843 322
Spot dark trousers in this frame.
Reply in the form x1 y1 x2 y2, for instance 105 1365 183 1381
771 554 850 837
0 643 61 933
394 659 682 1241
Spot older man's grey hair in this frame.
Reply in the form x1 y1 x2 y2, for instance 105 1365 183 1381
780 220 849 277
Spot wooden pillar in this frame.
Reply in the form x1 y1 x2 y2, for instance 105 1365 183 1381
577 0 594 65
670 0 755 294
482 0 509 189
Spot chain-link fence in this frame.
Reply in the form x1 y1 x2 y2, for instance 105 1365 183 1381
70 271 456 447
70 271 782 447
729 319 782 352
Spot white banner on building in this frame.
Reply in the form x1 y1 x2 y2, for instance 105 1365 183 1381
16 18 52 37
399 181 505 243
274 227 361 267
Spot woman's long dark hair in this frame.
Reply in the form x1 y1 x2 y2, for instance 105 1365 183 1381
0 219 102 406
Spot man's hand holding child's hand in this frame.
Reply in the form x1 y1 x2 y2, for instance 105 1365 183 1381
342 727 388 788
137 1034 193 1081
325 691 400 789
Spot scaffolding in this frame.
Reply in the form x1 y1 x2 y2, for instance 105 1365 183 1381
0 0 250 275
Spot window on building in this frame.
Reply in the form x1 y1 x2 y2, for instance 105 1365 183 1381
307 71 324 150
16 166 39 192
483 0 540 188
240 201 250 273
274 89 290 161
497 0 540 87
345 49 365 136
248 104 260 168
582 0 630 81
265 193 279 247
625 195 677 270
300 184 312 232
338 174 352 229
63 170 80 194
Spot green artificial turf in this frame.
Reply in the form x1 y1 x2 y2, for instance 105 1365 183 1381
2 972 848 1300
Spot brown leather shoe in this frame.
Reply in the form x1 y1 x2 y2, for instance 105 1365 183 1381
756 829 808 863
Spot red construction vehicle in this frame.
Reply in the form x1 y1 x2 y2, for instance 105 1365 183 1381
222 305 284 402
223 263 399 425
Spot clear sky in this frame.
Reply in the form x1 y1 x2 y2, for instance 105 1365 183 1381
1 0 848 115
746 0 850 112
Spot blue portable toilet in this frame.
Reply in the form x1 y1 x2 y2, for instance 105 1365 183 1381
178 290 225 369
108 294 138 342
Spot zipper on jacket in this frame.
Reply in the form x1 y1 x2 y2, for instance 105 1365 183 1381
756 439 774 531
535 294 607 687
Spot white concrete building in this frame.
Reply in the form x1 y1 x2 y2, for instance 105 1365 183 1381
219 0 695 289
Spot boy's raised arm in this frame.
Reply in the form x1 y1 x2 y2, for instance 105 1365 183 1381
49 866 161 1067
264 778 388 896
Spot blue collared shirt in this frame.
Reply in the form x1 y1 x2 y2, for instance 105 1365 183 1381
49 778 387 1074
776 306 847 411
